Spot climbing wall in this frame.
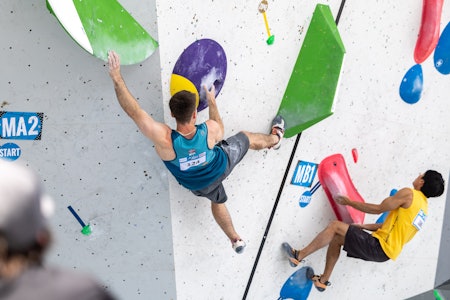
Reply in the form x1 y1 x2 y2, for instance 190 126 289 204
156 0 450 299
1 0 449 299
0 1 175 299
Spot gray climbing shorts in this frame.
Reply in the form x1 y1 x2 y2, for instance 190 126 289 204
191 132 249 203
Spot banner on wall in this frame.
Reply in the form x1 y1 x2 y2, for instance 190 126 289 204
291 160 318 187
0 111 44 140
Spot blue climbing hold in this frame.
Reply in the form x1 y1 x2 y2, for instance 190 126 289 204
399 64 423 104
376 189 398 224
434 22 450 75
279 267 313 300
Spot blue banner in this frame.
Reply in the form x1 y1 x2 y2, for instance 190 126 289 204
291 160 318 187
0 111 43 140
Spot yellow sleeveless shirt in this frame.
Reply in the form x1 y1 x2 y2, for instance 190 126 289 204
372 189 428 260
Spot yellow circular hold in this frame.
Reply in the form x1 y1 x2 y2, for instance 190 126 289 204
170 74 200 108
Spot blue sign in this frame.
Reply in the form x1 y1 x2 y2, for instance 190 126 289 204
291 160 318 187
299 181 321 208
0 143 22 161
0 111 43 140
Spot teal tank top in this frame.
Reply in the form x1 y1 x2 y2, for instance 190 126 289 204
163 123 227 190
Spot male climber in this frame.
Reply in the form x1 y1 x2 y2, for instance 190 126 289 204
108 50 285 253
283 170 444 291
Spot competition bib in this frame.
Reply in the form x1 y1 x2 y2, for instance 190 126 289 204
412 209 427 231
179 151 206 171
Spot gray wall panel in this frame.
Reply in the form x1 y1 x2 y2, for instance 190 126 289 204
436 172 450 288
0 1 175 299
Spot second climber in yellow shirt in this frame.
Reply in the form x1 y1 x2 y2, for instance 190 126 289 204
282 170 445 292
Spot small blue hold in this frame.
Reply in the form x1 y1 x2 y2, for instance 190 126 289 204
399 64 423 104
376 211 389 224
390 189 398 196
376 189 398 224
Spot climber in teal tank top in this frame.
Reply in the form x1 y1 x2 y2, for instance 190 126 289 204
108 50 285 254
163 123 227 190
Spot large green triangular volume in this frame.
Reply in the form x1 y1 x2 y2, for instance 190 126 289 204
277 4 346 138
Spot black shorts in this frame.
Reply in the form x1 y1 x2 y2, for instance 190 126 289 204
343 225 390 262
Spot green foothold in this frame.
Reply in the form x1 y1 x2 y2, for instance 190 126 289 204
433 289 442 300
81 224 92 236
266 35 275 45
